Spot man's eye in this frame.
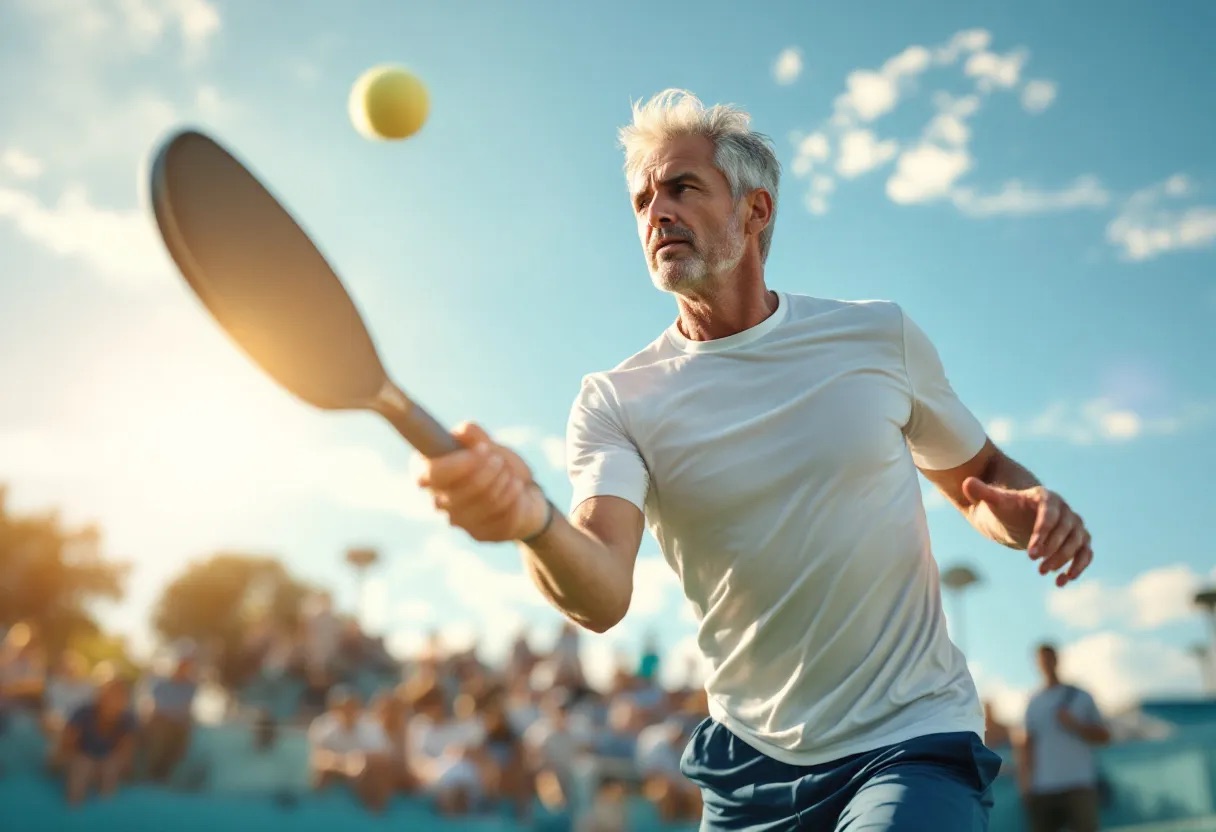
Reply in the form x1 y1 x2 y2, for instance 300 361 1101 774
636 199 649 211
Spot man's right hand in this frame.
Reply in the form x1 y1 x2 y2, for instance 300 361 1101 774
416 422 550 543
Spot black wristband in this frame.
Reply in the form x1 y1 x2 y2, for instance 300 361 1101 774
519 493 556 544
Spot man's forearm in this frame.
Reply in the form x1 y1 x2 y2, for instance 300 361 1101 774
968 452 1041 548
519 514 632 633
1068 722 1111 745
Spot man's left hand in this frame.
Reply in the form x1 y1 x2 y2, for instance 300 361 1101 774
961 479 1093 587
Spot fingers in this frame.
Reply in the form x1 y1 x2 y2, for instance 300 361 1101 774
1040 524 1084 576
1062 545 1093 586
1026 491 1060 559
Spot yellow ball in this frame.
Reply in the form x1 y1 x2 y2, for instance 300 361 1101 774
349 65 429 141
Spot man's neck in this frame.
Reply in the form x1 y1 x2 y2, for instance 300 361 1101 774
674 266 777 342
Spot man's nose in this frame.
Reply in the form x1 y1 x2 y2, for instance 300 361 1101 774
645 196 675 228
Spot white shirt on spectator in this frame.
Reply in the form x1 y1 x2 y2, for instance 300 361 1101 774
308 713 390 755
46 678 95 721
1024 684 1104 794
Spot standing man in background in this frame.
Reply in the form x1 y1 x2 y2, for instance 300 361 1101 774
418 89 1095 830
1018 643 1110 832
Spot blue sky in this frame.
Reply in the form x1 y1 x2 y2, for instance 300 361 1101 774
1 0 1214 720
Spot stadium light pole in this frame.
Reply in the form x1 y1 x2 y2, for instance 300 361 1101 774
941 564 983 656
1194 587 1216 695
345 547 380 629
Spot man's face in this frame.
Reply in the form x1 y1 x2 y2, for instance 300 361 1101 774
1036 647 1058 679
337 697 359 727
631 134 746 294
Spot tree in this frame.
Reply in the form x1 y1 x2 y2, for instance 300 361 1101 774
151 552 316 687
0 485 128 653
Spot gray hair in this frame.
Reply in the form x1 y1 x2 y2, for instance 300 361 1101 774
619 89 781 262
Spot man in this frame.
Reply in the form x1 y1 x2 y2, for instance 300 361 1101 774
417 89 1094 830
62 670 136 806
1018 644 1110 832
137 650 197 782
307 685 395 812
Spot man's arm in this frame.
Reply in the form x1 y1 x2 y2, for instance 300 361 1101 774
920 439 1093 586
418 423 646 634
919 440 1038 547
519 495 645 633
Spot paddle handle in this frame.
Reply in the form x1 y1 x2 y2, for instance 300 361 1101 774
373 381 463 458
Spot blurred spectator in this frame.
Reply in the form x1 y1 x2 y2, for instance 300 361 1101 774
506 629 537 688
477 685 534 820
405 676 484 815
138 650 198 782
301 592 340 678
576 776 629 832
524 686 580 810
0 621 47 716
550 622 586 691
636 716 701 823
636 632 660 683
43 650 95 764
62 670 136 806
1017 643 1111 832
307 685 394 812
984 700 1012 750
370 688 416 795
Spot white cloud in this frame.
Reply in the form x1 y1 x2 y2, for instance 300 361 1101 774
1021 79 1058 114
988 398 1213 446
952 176 1110 217
886 144 972 204
791 132 830 177
19 0 221 63
964 49 1028 91
1049 564 1216 631
1 148 44 181
492 425 566 472
835 130 899 178
934 29 992 65
834 45 932 124
773 48 803 85
1061 632 1200 713
986 417 1014 444
0 184 173 290
1107 175 1216 261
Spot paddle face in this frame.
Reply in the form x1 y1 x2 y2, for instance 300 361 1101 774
149 130 386 411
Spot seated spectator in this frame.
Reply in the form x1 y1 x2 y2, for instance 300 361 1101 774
405 677 484 816
636 717 701 823
576 776 629 832
477 685 534 821
43 650 95 767
62 671 136 806
371 689 416 795
524 687 581 811
307 685 394 812
138 651 198 783
0 621 46 716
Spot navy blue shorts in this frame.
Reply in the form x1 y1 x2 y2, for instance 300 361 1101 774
680 719 1003 831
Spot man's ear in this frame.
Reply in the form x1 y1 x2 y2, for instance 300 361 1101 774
745 188 774 237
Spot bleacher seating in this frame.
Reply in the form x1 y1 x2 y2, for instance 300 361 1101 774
3 698 1215 831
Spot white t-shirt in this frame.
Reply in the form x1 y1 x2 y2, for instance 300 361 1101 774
307 712 390 756
1025 684 1104 794
566 292 986 765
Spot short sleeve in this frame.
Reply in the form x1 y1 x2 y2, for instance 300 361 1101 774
358 719 391 753
900 308 987 470
565 374 650 513
307 715 332 749
1078 690 1104 725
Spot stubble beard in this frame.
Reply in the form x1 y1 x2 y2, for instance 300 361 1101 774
648 213 746 295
